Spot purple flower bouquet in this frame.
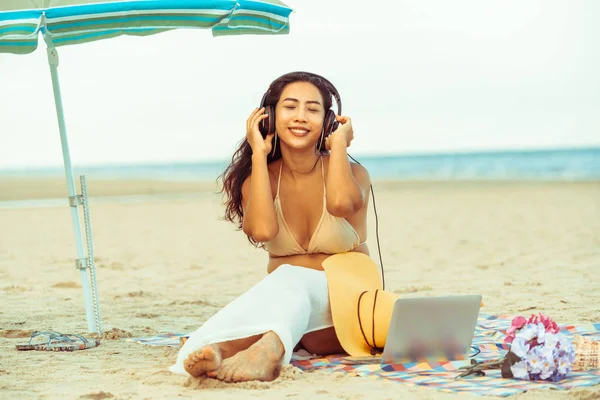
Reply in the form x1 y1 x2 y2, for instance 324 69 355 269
457 313 576 381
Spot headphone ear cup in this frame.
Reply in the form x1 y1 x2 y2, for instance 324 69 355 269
259 105 276 138
322 110 338 137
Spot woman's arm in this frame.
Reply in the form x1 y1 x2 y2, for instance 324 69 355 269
241 155 279 242
325 116 371 217
326 140 369 217
241 107 279 242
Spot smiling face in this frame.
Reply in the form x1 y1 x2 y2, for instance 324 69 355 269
274 81 326 152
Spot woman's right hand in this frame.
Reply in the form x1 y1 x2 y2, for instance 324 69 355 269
246 107 275 157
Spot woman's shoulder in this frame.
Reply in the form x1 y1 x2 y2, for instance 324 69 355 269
350 160 370 177
241 159 281 200
323 155 371 180
242 159 282 183
350 161 371 189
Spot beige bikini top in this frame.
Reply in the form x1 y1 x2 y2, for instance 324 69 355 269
263 158 364 257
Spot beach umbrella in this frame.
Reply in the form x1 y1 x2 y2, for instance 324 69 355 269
0 0 293 335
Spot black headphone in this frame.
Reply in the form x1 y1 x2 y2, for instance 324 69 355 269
258 72 343 146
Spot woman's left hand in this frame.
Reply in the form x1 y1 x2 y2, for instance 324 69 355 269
325 115 354 150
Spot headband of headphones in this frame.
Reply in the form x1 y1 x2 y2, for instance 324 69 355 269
260 71 342 116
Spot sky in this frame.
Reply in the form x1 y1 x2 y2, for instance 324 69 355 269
0 0 598 169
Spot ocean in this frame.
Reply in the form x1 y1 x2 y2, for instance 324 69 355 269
1 147 599 181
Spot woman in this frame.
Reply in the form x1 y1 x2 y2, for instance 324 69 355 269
169 71 372 383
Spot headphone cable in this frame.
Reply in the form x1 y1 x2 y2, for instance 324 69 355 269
347 154 385 290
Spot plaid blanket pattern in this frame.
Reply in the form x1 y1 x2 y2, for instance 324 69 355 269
124 313 600 396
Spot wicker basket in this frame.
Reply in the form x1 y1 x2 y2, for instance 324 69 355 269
573 335 599 371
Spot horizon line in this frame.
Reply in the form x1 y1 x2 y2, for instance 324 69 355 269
1 144 598 172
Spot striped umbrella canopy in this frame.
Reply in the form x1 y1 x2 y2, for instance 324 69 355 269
0 0 293 335
0 0 292 54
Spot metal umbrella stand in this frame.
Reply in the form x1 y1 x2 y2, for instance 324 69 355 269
0 0 293 334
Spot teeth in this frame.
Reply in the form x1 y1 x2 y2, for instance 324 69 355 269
290 128 309 134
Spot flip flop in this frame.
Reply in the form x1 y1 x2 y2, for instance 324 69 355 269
15 330 100 352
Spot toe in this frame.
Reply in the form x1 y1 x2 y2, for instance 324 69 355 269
224 366 239 382
231 368 248 382
215 365 228 381
184 356 195 370
203 346 215 360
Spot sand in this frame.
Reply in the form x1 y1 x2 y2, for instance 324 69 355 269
0 177 599 399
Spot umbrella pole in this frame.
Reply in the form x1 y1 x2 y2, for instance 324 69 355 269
44 41 98 334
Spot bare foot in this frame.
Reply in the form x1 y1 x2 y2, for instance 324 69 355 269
207 331 284 382
183 344 222 378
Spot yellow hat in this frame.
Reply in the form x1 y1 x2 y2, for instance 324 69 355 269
322 252 399 357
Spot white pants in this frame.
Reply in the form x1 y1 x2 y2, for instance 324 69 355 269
169 264 333 376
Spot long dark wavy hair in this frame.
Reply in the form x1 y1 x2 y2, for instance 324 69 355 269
218 71 335 244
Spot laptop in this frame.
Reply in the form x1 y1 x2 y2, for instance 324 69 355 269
343 294 481 365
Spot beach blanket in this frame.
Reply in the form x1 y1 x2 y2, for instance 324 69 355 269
124 313 600 396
